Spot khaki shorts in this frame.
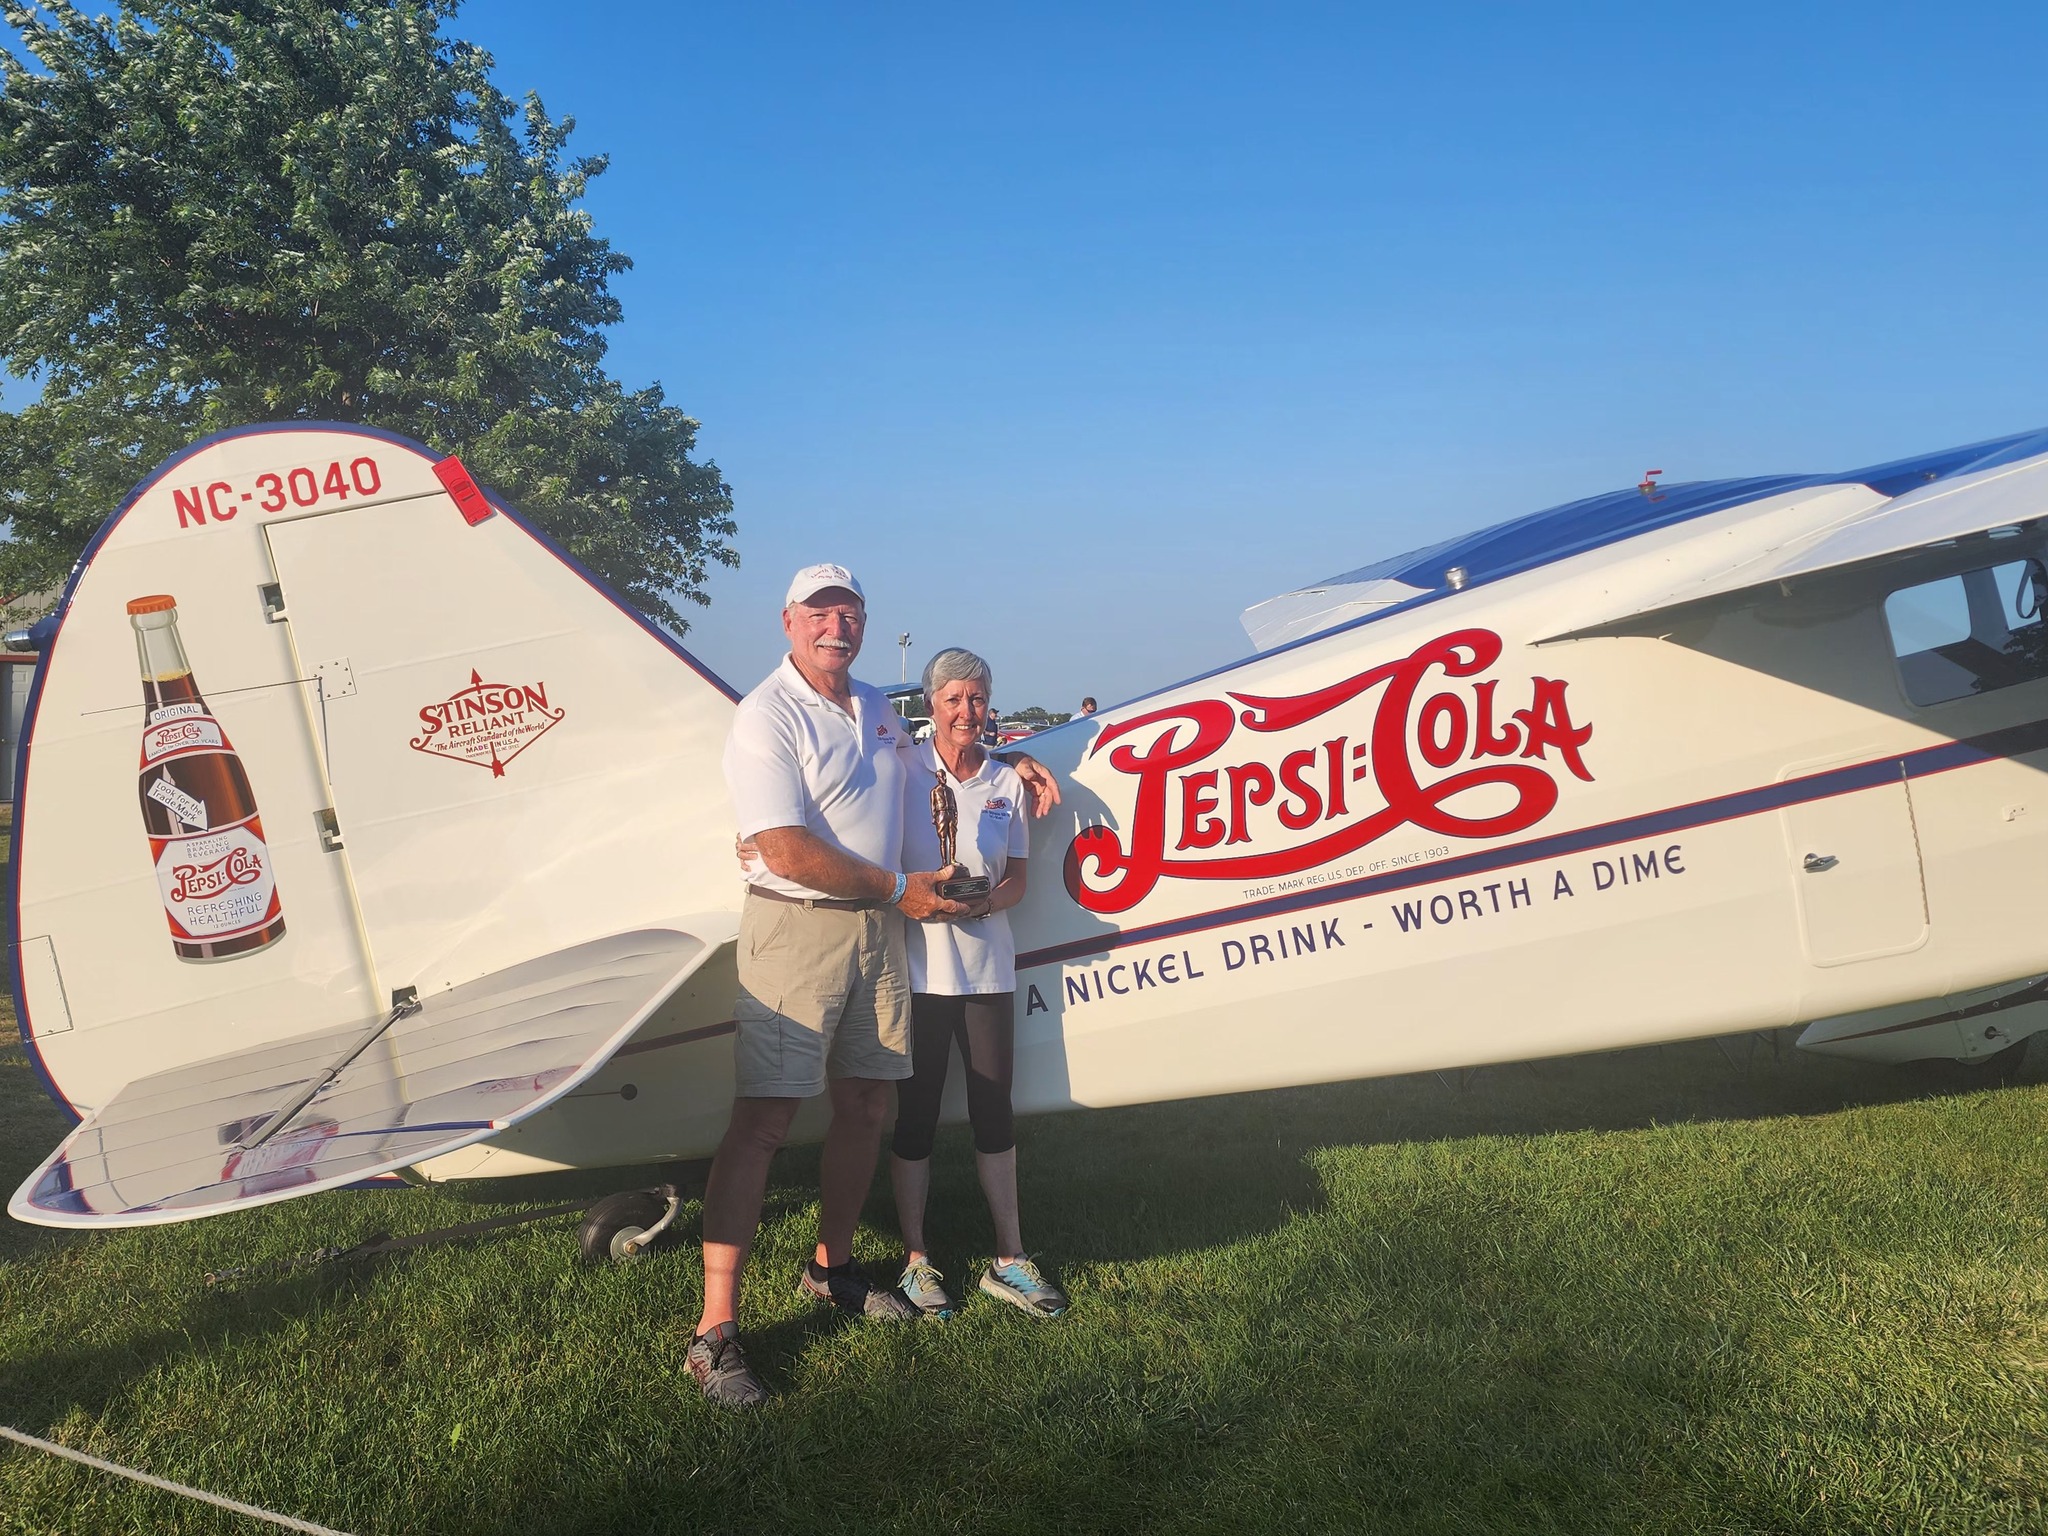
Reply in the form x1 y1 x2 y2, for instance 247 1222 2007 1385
732 893 913 1097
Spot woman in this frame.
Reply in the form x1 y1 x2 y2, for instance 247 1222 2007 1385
891 647 1068 1319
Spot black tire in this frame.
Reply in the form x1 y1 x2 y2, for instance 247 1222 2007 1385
576 1189 669 1264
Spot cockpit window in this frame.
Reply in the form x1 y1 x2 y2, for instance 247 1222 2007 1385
1885 558 2048 707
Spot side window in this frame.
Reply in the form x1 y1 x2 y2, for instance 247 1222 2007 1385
1884 558 2048 707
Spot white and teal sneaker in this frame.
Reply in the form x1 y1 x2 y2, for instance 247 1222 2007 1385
980 1255 1069 1318
898 1258 959 1319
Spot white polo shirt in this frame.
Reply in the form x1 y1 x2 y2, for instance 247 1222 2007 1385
725 656 911 901
899 741 1030 995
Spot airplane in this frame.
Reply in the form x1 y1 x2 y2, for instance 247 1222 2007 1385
10 420 2048 1260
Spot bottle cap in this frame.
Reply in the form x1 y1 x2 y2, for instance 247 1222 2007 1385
126 595 178 614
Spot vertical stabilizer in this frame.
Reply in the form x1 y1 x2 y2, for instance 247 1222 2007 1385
12 425 739 1123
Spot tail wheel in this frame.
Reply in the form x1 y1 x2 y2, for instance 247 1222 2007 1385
576 1190 670 1264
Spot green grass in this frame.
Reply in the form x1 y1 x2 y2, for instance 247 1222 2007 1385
3 988 2047 1533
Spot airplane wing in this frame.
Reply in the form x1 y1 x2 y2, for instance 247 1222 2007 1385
1239 533 1452 652
9 928 715 1228
1541 438 2048 639
1240 430 2048 653
1237 478 1833 651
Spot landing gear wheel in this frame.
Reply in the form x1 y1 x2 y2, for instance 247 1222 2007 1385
577 1190 669 1264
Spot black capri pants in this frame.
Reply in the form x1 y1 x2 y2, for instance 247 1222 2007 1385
890 991 1016 1160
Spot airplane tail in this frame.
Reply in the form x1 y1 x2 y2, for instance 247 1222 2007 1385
9 424 742 1225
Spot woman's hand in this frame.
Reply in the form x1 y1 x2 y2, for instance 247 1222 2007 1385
998 751 1061 816
968 857 1026 922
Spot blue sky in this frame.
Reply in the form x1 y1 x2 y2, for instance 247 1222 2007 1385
10 4 2048 710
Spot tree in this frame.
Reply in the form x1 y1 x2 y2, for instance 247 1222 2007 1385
0 0 735 627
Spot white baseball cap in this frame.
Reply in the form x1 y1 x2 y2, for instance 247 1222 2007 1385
784 563 866 607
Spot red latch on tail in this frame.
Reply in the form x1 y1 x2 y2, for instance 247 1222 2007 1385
434 457 495 525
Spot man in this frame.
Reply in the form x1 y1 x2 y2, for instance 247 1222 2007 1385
1079 697 1097 716
688 563 1055 1408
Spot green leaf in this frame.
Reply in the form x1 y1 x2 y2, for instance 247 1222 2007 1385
0 0 734 629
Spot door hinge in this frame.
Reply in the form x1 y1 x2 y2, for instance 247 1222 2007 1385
259 582 287 623
315 806 344 852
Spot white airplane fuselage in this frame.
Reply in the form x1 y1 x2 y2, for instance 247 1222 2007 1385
12 423 2048 1215
455 491 2048 1180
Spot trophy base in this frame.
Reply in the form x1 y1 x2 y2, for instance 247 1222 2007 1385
936 876 992 902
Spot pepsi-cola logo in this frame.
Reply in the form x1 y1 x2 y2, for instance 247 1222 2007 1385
140 715 224 764
169 843 266 903
1063 628 1594 915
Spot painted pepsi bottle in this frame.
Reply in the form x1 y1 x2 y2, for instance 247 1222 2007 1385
129 595 286 961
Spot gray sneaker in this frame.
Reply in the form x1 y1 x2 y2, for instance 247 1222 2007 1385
687 1322 769 1408
980 1254 1070 1317
897 1259 959 1319
801 1262 918 1321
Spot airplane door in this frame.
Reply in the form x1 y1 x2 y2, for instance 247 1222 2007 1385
1779 755 1928 966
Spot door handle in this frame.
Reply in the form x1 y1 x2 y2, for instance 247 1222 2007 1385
1803 853 1839 873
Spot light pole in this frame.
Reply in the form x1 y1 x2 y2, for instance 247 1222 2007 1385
898 632 912 684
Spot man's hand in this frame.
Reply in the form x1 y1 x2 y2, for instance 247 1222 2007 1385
744 831 970 918
998 750 1062 817
900 868 972 921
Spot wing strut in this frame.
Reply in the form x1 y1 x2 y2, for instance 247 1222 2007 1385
236 994 423 1153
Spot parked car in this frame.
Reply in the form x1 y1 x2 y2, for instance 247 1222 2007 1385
995 720 1038 745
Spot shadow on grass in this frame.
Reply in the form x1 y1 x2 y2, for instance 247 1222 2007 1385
375 1025 2047 1336
937 1027 2040 1269
11 1025 2007 1287
0 1026 2037 1517
424 1057 2048 1536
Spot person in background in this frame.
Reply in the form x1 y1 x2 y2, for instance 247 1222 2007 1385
1078 696 1097 716
891 647 1069 1320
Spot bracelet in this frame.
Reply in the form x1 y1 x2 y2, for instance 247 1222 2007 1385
888 871 908 906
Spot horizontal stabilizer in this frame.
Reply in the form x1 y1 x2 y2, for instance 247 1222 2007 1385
9 929 716 1228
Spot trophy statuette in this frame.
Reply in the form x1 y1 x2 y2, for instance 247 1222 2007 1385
931 769 992 902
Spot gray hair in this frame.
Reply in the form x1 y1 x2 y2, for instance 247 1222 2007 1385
922 647 992 705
